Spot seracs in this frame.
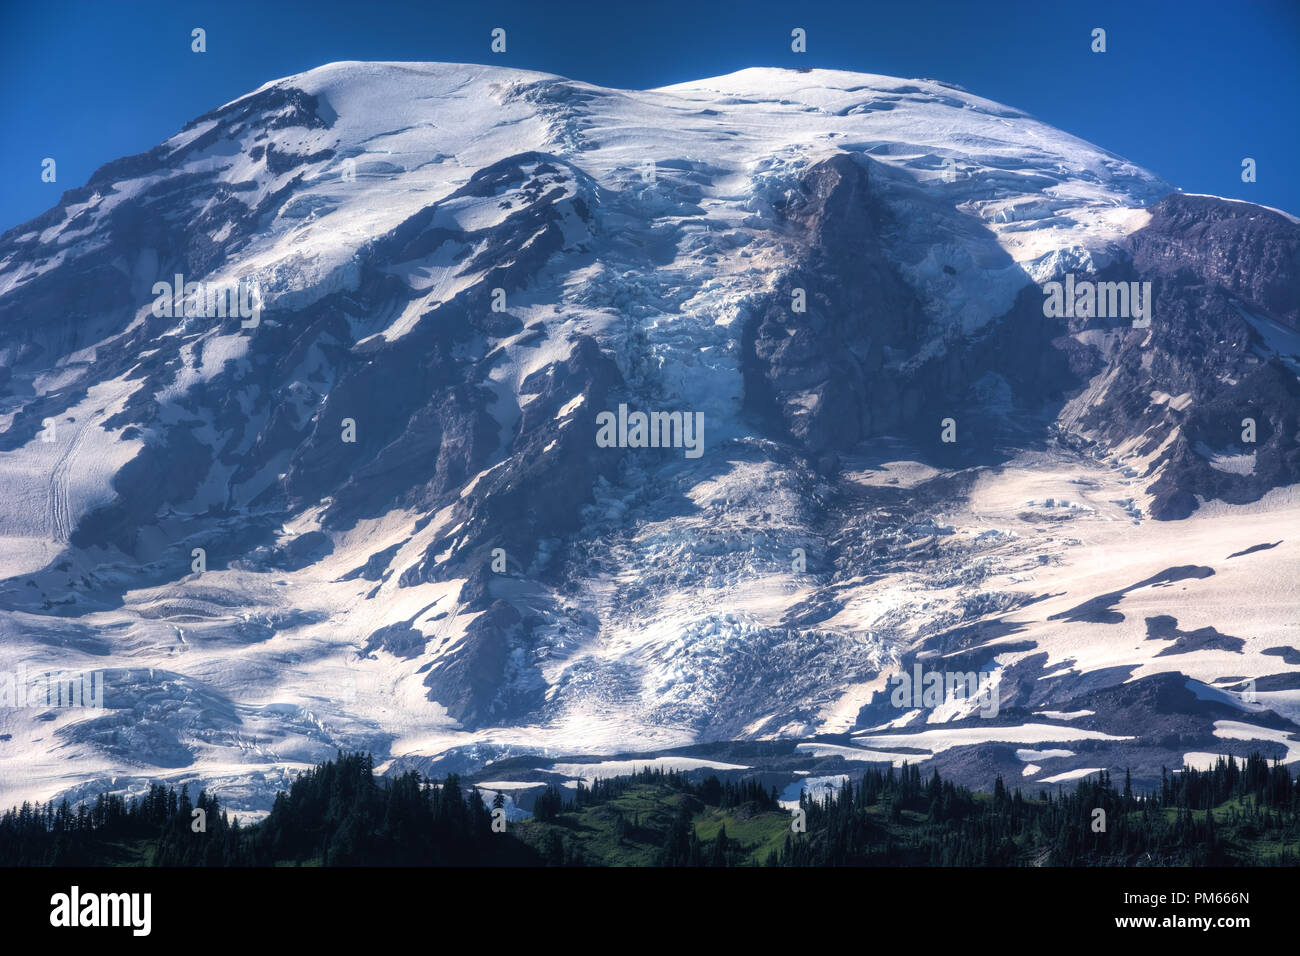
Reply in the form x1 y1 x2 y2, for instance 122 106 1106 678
595 403 705 458
150 273 262 328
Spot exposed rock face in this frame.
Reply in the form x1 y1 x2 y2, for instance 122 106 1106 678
743 154 927 462
1055 196 1300 518
1130 195 1299 330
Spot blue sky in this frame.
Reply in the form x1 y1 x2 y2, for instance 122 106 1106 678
2 0 1297 231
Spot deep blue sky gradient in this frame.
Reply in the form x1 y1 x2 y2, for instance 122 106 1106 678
2 0 1297 231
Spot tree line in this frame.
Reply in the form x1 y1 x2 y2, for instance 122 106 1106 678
1 750 1294 866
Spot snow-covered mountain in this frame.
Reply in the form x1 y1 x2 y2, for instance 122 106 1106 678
1 62 1297 814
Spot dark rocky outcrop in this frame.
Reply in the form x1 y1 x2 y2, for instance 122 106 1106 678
742 153 927 464
1061 194 1300 518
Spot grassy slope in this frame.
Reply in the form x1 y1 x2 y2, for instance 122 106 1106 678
511 782 1298 866
513 785 789 865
